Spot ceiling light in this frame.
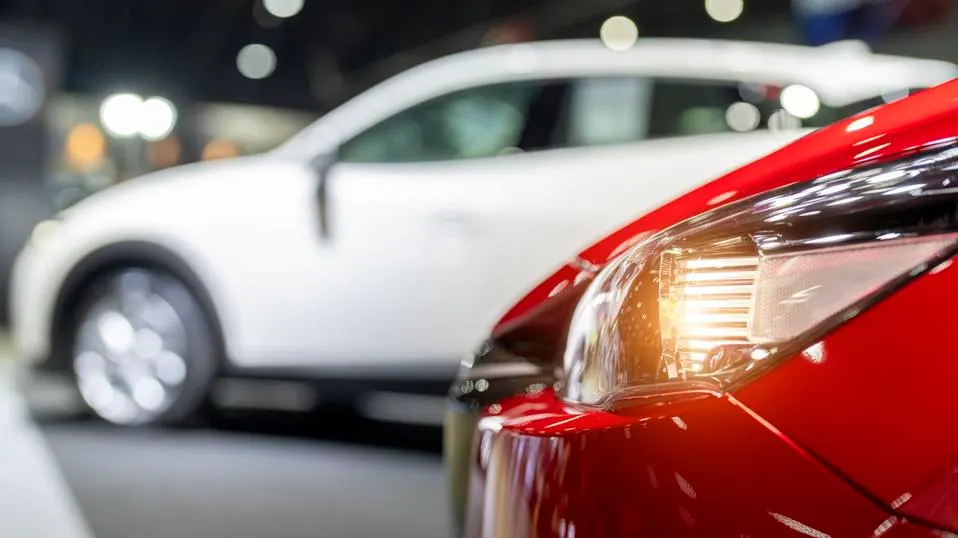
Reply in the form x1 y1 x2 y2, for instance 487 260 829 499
263 0 304 19
780 84 821 119
725 102 760 132
599 16 638 52
100 93 144 137
139 97 177 141
237 44 277 80
705 0 744 23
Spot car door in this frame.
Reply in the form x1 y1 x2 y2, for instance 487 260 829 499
315 77 671 364
266 75 812 370
276 80 577 368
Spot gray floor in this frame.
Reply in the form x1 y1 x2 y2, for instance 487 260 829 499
41 421 450 538
0 361 93 538
1 339 452 538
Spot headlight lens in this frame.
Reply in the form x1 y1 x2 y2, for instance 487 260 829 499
565 145 958 407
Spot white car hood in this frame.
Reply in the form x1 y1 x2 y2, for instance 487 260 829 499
61 155 299 220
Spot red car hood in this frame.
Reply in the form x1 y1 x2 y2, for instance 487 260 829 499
496 77 958 330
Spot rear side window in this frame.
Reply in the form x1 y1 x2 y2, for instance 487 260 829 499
648 80 745 137
646 78 919 138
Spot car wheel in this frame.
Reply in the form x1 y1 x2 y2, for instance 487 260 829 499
70 268 218 426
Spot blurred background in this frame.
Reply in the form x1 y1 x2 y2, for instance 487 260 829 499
0 0 955 537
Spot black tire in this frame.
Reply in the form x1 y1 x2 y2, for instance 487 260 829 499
69 267 218 426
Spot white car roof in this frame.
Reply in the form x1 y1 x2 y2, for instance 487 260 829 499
280 38 957 156
393 37 957 106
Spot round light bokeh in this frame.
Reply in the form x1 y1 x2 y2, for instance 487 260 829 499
705 0 744 22
99 93 178 140
725 101 761 132
600 16 638 52
237 43 277 79
263 0 304 18
139 97 177 141
780 84 820 119
100 93 144 137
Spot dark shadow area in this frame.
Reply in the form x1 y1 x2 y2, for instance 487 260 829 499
209 407 443 455
32 405 443 455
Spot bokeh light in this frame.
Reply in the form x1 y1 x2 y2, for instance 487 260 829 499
725 102 761 132
99 93 143 137
139 97 177 141
705 0 744 22
202 139 240 161
599 16 638 51
237 44 277 79
263 0 304 18
98 94 178 140
147 135 182 169
65 123 106 169
780 84 820 119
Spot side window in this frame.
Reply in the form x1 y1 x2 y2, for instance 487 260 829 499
565 77 652 147
647 80 746 138
645 78 868 138
338 80 572 163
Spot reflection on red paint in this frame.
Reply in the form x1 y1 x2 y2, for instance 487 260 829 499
467 79 958 537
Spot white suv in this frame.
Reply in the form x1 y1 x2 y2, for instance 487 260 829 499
10 38 956 425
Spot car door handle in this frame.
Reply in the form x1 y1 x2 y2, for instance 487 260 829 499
428 211 481 236
431 211 474 224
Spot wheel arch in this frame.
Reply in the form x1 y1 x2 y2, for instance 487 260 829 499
49 241 227 370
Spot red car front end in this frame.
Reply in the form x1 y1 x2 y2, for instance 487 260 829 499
446 79 958 537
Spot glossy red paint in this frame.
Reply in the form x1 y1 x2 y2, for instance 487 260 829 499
466 79 958 536
900 467 958 532
882 522 954 538
468 268 958 535
734 255 958 533
464 388 907 538
493 263 584 334
494 78 958 332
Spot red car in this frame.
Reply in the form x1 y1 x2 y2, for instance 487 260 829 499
445 78 958 537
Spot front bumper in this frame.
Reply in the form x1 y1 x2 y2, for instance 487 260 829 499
446 254 958 536
447 391 916 538
9 241 58 367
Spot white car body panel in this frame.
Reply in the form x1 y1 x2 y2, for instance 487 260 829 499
10 38 957 375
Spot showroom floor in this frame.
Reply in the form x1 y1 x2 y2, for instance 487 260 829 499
0 341 451 538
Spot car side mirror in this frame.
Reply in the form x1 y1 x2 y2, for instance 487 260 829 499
309 147 339 241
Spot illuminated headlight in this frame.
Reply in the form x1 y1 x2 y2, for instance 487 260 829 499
659 252 758 374
565 145 958 407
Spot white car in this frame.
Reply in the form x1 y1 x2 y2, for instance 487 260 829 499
10 38 956 426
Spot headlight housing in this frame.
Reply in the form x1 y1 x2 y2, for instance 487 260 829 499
565 145 958 407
